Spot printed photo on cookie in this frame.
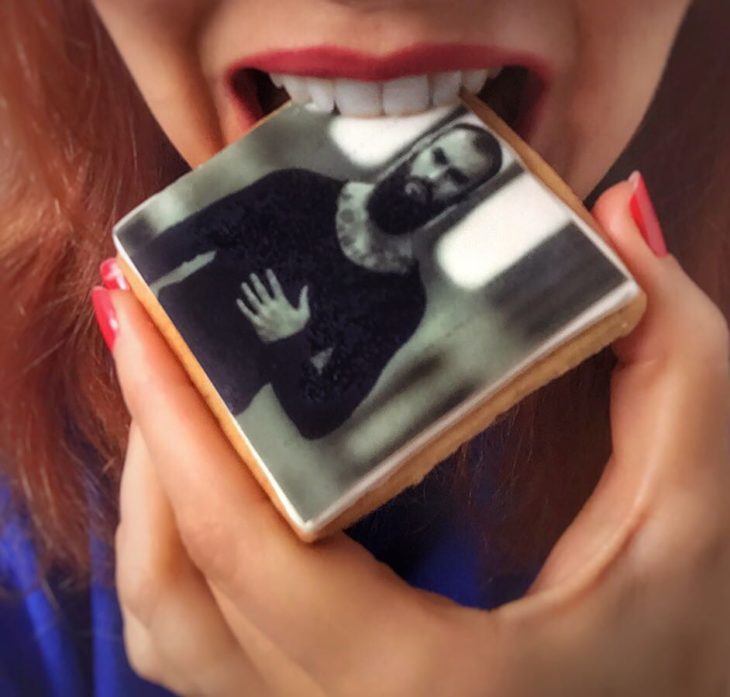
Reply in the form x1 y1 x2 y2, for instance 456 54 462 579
114 104 638 532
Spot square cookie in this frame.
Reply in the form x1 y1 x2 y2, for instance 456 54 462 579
113 99 644 540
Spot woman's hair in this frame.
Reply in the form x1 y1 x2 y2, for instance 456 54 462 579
0 0 184 577
0 0 728 584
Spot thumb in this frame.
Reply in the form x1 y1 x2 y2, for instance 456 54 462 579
531 174 729 593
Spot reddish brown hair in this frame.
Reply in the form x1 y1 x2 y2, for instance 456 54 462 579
0 0 728 583
0 0 184 577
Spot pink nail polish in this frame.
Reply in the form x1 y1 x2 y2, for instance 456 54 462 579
91 286 119 350
99 258 129 291
629 171 668 257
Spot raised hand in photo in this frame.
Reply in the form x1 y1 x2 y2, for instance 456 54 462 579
237 269 311 343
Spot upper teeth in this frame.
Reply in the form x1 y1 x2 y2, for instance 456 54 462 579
270 69 500 117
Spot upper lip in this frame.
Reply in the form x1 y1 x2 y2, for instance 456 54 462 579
226 42 551 83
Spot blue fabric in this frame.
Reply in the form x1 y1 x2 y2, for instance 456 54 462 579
0 463 533 696
349 461 536 609
0 497 173 697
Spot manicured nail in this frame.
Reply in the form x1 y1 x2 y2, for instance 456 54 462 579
100 258 129 291
629 171 668 257
91 286 119 350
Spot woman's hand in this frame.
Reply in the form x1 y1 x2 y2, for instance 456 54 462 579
100 176 730 696
237 269 310 343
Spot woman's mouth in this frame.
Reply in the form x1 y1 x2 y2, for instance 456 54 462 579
227 44 549 138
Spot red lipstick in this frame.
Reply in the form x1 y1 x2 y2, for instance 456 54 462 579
229 43 550 83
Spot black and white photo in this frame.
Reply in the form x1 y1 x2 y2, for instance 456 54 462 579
114 103 638 533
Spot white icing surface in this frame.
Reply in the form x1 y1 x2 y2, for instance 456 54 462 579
436 172 568 289
327 107 454 167
302 281 637 534
113 240 300 528
113 102 641 535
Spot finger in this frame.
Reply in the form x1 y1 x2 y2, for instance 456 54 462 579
121 605 190 695
597 180 729 476
266 269 284 299
532 179 730 593
249 272 272 302
117 422 265 695
208 590 330 697
110 290 451 688
298 285 310 313
118 425 190 694
241 281 263 310
237 297 260 324
122 426 323 696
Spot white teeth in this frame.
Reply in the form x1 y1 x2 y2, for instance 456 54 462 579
334 79 382 117
430 71 462 107
271 68 500 116
462 69 490 94
382 75 430 115
280 75 310 104
307 77 335 113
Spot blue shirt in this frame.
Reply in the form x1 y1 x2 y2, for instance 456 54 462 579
0 463 533 696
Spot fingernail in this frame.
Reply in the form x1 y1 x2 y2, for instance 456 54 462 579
99 258 129 291
91 286 119 351
629 171 668 257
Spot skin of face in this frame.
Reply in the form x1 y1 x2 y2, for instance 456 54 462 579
408 129 496 205
367 129 497 236
90 0 691 197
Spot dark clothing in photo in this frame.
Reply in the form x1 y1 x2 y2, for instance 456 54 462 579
133 169 427 439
